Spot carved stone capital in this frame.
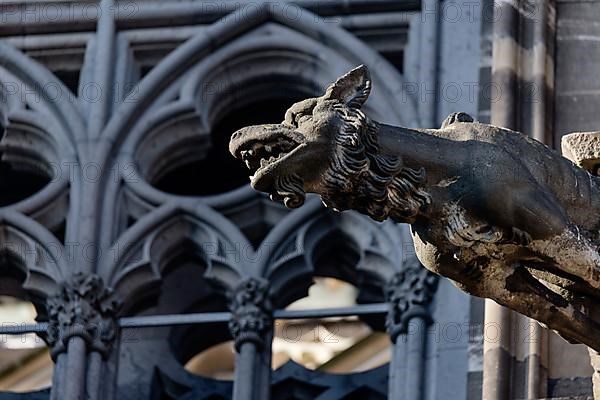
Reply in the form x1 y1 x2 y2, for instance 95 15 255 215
228 278 272 351
385 264 439 342
46 273 122 360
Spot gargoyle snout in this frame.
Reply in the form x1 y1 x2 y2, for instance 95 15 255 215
229 124 303 158
228 125 271 158
231 124 282 139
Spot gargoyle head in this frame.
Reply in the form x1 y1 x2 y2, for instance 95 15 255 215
229 65 429 222
229 65 372 206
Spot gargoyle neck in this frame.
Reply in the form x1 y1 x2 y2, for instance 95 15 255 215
376 123 456 175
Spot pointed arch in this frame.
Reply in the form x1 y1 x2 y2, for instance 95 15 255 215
254 198 412 308
0 45 80 233
106 3 417 152
0 42 84 149
98 5 420 250
0 210 66 299
99 202 258 311
1 109 71 225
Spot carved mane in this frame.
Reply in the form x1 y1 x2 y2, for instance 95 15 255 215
320 104 431 223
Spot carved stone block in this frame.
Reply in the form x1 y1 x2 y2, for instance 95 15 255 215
561 132 600 174
46 273 121 359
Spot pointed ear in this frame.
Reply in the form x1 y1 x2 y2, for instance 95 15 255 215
323 65 371 108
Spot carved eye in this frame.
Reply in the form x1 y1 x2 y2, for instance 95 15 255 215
284 111 296 126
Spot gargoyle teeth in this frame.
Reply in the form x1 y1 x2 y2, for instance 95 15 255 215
237 136 301 174
251 143 263 154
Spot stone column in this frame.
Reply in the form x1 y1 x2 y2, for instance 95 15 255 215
385 264 439 400
49 353 66 400
418 0 440 127
46 273 121 400
589 349 600 400
228 278 272 400
0 82 7 138
485 1 554 398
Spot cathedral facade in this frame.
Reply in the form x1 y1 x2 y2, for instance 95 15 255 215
0 1 596 399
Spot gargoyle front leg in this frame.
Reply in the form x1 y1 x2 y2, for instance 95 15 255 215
488 265 600 350
499 186 600 291
441 255 600 350
528 228 600 291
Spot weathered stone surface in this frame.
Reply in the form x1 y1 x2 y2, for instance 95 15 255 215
230 65 600 353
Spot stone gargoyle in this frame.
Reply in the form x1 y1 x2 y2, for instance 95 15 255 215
229 65 600 351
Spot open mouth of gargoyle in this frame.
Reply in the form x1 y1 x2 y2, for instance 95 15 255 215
231 134 303 188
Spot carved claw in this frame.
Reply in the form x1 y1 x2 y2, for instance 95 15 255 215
462 257 486 281
443 204 502 246
510 227 532 246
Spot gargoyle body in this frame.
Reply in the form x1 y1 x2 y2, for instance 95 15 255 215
229 66 600 350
